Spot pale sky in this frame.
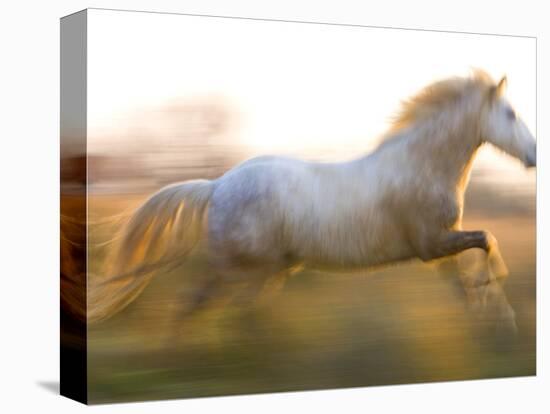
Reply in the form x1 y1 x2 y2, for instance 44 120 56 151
87 9 536 183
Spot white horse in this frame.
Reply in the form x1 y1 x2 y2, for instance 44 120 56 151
89 70 536 332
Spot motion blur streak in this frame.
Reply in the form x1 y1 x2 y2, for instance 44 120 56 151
71 96 536 403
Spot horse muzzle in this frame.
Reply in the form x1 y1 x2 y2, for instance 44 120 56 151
524 147 536 168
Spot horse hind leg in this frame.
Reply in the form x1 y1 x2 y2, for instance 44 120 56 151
167 256 290 340
231 267 291 308
164 273 228 347
173 274 226 321
170 255 286 320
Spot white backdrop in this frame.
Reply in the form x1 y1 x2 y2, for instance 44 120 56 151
0 1 547 413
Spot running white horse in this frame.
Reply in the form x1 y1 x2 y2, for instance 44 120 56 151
89 70 536 332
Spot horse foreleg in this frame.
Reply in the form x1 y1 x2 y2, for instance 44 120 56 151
426 230 508 281
438 254 489 308
437 252 498 306
437 257 469 301
437 254 517 337
484 279 518 336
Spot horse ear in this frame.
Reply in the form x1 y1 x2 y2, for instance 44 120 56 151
488 75 507 102
496 75 508 96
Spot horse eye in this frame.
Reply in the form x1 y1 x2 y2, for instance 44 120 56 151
506 107 516 120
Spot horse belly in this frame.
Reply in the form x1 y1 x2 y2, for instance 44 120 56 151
286 205 416 270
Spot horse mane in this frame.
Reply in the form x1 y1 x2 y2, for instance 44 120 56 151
386 69 496 135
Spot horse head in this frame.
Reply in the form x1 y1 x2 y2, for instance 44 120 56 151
480 75 536 168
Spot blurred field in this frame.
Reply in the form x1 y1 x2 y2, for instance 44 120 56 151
86 175 535 404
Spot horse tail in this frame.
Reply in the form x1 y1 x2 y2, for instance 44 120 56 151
88 179 215 323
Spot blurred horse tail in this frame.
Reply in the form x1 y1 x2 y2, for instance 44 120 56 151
88 180 214 323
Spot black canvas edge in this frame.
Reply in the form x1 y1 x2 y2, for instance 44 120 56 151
60 9 88 405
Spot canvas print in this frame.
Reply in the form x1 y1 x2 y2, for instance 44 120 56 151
60 9 536 404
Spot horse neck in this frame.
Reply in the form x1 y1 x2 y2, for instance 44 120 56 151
386 106 481 192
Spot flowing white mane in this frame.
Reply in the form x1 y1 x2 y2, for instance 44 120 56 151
386 69 496 136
